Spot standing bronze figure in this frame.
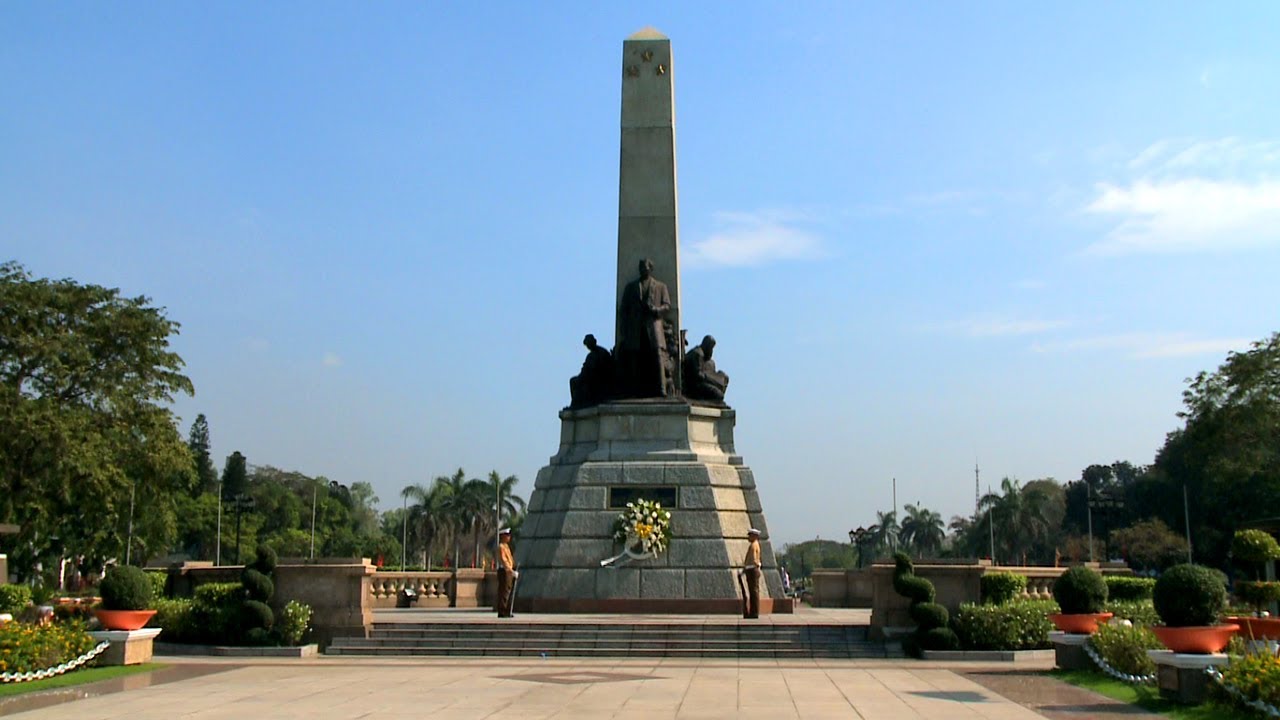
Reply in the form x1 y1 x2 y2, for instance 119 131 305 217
616 258 673 398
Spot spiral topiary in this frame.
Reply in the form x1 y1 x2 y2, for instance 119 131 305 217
1154 563 1225 627
237 546 278 643
241 569 274 603
1052 566 1108 614
893 552 959 653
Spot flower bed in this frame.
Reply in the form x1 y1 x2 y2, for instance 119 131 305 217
1212 649 1280 715
0 622 100 679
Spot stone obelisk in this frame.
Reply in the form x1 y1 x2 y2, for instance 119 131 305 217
616 28 680 347
514 29 786 614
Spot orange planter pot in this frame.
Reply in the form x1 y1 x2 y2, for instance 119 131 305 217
1152 624 1239 654
1226 616 1280 641
1048 612 1114 634
93 609 157 631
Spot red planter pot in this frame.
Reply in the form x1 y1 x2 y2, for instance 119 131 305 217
1152 624 1239 654
93 609 157 631
1048 612 1114 634
1225 616 1280 641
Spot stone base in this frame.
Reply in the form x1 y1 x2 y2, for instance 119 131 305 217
516 401 785 611
515 597 793 614
87 628 162 666
1147 650 1229 704
1050 631 1091 671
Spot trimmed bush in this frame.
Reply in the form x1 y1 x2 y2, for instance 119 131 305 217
250 545 278 575
1052 566 1107 614
1236 580 1280 610
151 597 196 642
190 582 245 643
919 626 960 651
241 569 274 603
1104 599 1160 627
952 599 1057 651
1232 529 1280 567
245 626 272 646
980 572 1027 605
892 552 951 656
1088 622 1160 676
0 584 33 615
99 565 153 611
242 600 274 632
1154 563 1226 627
278 600 312 646
1104 576 1156 601
145 571 169 600
910 602 949 630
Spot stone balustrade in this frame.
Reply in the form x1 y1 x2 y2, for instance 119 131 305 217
368 571 453 608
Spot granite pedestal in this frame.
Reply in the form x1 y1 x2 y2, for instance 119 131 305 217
515 401 787 613
88 628 162 666
1049 631 1091 671
1147 650 1230 704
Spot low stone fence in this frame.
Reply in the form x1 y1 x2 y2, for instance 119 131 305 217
369 571 453 608
809 568 874 608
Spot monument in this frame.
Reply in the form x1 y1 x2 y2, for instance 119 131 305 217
514 28 787 613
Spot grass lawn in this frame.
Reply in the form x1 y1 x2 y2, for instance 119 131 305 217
1052 669 1257 720
0 664 163 698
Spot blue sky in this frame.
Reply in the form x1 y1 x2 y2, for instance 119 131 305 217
4 3 1279 545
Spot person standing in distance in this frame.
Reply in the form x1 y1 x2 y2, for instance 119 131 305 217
496 528 518 618
741 528 762 619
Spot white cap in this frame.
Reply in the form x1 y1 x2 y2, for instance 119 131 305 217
747 528 761 535
499 527 512 535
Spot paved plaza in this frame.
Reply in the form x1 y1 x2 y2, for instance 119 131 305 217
0 654 1151 720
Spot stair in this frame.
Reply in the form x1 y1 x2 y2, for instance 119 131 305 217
326 623 887 658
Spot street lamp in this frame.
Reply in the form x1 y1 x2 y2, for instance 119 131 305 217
849 526 874 569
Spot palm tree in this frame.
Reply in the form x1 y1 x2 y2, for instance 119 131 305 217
480 471 526 565
979 477 1055 565
402 481 447 569
900 504 945 558
870 510 899 558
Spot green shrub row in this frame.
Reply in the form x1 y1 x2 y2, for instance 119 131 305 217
1104 599 1160 627
952 599 1057 651
980 573 1027 605
151 586 312 647
1104 576 1156 601
0 585 33 615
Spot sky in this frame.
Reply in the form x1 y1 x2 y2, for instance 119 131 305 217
3 3 1279 547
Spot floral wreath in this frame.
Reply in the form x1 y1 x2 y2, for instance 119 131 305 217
601 499 671 566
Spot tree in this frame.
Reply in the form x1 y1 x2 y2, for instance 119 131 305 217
0 262 194 579
187 414 218 494
1110 518 1188 572
900 504 945 558
979 477 1059 565
221 452 247 500
869 511 899 559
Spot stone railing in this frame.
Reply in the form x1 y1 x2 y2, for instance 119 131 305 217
368 571 453 608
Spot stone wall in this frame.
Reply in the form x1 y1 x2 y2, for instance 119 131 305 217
809 568 873 608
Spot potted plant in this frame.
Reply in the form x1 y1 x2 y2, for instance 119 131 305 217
1227 529 1280 640
94 565 156 631
1049 565 1112 634
1152 563 1237 653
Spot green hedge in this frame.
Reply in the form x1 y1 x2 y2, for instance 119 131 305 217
190 582 245 644
1104 576 1156 601
1088 622 1161 676
145 572 169 600
1104 599 1160 627
980 573 1027 605
0 585 33 615
952 599 1057 651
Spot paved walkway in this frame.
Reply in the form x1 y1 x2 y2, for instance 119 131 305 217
2 656 1081 720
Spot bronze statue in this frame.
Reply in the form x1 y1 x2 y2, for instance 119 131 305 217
683 335 729 401
616 258 673 398
569 334 614 408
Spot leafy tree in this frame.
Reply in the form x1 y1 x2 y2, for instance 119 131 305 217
870 510 899 559
1110 519 1189 573
777 539 857 579
0 262 194 580
221 451 247 500
978 477 1059 565
187 414 218 493
900 504 945 558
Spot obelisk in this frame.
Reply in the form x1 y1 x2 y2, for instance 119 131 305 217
615 28 680 347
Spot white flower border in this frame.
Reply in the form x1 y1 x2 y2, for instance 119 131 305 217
1083 636 1156 685
0 640 110 684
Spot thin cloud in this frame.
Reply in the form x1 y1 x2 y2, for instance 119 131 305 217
685 210 825 268
1086 138 1280 255
322 352 343 367
1031 332 1249 359
935 316 1071 338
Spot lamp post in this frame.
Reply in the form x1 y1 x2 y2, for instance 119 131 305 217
849 525 876 569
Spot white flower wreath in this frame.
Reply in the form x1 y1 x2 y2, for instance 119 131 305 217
600 499 672 567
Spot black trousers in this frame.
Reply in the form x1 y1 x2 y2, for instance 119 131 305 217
496 568 514 617
744 568 761 619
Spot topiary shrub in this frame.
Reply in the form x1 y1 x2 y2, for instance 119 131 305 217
1232 529 1280 569
0 584 33 615
1236 581 1280 614
1154 564 1226 627
1104 576 1156 601
145 571 169 600
250 545 278 575
1052 566 1107 614
241 569 274 603
99 565 153 611
190 582 245 643
981 572 1027 605
892 552 958 653
242 600 274 632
